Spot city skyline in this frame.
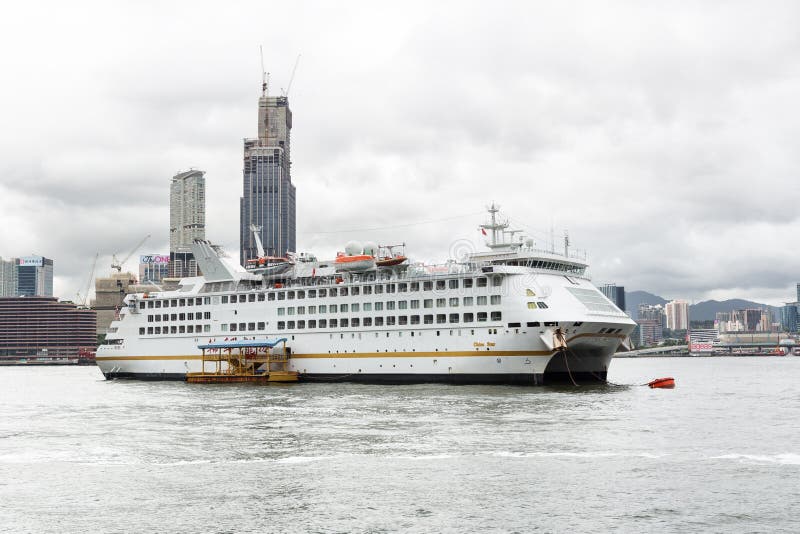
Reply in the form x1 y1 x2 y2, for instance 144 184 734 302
1 2 799 304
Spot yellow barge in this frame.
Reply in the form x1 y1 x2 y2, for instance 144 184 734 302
186 338 298 384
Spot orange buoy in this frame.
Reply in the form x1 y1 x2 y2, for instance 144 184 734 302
648 377 675 389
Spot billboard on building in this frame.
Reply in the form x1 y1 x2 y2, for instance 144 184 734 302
140 255 170 264
18 256 43 267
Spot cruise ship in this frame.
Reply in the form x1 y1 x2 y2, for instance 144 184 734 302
96 206 636 385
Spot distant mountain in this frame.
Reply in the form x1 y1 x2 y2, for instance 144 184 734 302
625 291 667 319
625 290 778 321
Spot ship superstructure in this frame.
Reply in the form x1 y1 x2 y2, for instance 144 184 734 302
96 206 635 385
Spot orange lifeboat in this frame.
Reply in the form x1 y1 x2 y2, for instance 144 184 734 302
376 255 408 267
334 252 376 272
648 377 675 389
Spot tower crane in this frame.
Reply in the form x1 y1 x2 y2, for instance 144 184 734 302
76 252 99 308
282 54 301 97
111 234 151 272
250 224 266 258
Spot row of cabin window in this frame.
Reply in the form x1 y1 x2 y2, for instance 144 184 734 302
276 295 502 316
139 297 210 309
146 312 211 322
527 302 550 309
275 312 502 330
139 324 210 335
225 277 503 303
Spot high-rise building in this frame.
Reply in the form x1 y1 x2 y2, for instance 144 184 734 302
600 284 626 313
0 257 17 297
169 169 206 278
637 319 663 346
240 84 296 266
665 299 689 331
781 304 799 333
15 256 53 297
139 254 170 284
797 282 800 303
638 303 664 323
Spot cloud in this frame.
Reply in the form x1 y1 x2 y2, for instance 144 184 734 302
1 0 799 305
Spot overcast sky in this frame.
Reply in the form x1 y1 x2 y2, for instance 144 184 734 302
1 1 798 305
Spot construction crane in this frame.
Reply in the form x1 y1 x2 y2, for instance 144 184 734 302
282 54 301 97
250 224 266 258
111 234 151 272
76 252 99 307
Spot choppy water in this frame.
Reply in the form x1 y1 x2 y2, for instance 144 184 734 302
1 357 799 533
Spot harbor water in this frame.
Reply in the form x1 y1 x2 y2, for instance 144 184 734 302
1 357 799 533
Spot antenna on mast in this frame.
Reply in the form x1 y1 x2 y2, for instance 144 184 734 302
259 45 269 97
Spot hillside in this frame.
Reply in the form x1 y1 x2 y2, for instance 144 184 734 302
625 291 777 321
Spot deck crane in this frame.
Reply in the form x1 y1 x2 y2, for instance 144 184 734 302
111 234 151 273
76 252 99 307
250 224 266 258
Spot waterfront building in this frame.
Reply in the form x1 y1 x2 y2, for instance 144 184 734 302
240 83 296 266
636 319 663 346
0 257 16 297
689 328 718 353
781 304 798 333
665 299 689 331
15 256 53 297
599 284 626 313
0 297 96 359
139 254 170 284
638 303 664 323
169 169 206 278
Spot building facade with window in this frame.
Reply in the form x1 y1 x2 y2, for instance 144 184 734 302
169 169 206 278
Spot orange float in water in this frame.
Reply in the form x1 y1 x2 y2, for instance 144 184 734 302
648 377 675 389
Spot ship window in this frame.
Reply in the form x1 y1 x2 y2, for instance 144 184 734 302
139 302 145 310
286 321 295 329
398 283 408 293
351 287 360 296
410 282 419 291
375 317 384 326
423 281 433 291
508 322 521 328
491 312 502 321
463 297 473 306
538 302 549 309
352 318 360 327
147 315 153 322
297 290 305 299
398 301 408 310
449 298 459 307
298 306 306 315
155 326 161 334
221 296 228 304
308 289 316 298
399 316 408 325
178 325 185 333
386 284 396 293
238 323 245 331
319 305 327 313
386 301 395 310
229 295 236 304
258 293 265 302
147 327 154 334
297 321 305 330
329 319 338 328
386 316 396 326
351 303 360 312
204 325 211 333
195 298 202 305
155 301 162 308
186 325 193 333
245 322 254 331
247 294 254 303
410 300 420 309
204 297 211 305
308 320 316 329
477 296 488 306
463 313 474 322
169 313 176 321
277 308 285 316
492 277 502 287
287 308 295 316
267 293 275 301
490 295 501 305
318 289 327 297
187 313 194 321
363 303 372 311
363 317 372 326
449 313 459 323
436 314 446 324
139 327 145 335
362 286 372 295
277 321 286 330
477 277 488 287
527 302 537 309
329 304 338 313
329 288 338 297
423 299 433 309
374 285 383 294
221 324 228 332
308 305 317 314
436 280 446 290
147 301 154 308
287 291 295 300
319 319 327 328
424 314 434 324
374 302 383 311
449 279 459 289
340 304 349 313
477 312 488 322
230 323 237 331
340 288 348 296
169 299 176 307
278 292 286 300
410 315 420 325
527 321 540 327
463 279 473 289
436 298 446 308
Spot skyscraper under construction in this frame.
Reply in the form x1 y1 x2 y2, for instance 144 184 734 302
240 78 296 266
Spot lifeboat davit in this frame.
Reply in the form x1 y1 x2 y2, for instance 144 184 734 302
375 255 408 267
334 253 376 272
245 256 293 275
648 377 675 389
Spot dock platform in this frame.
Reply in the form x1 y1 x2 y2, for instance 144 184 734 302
186 338 298 384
